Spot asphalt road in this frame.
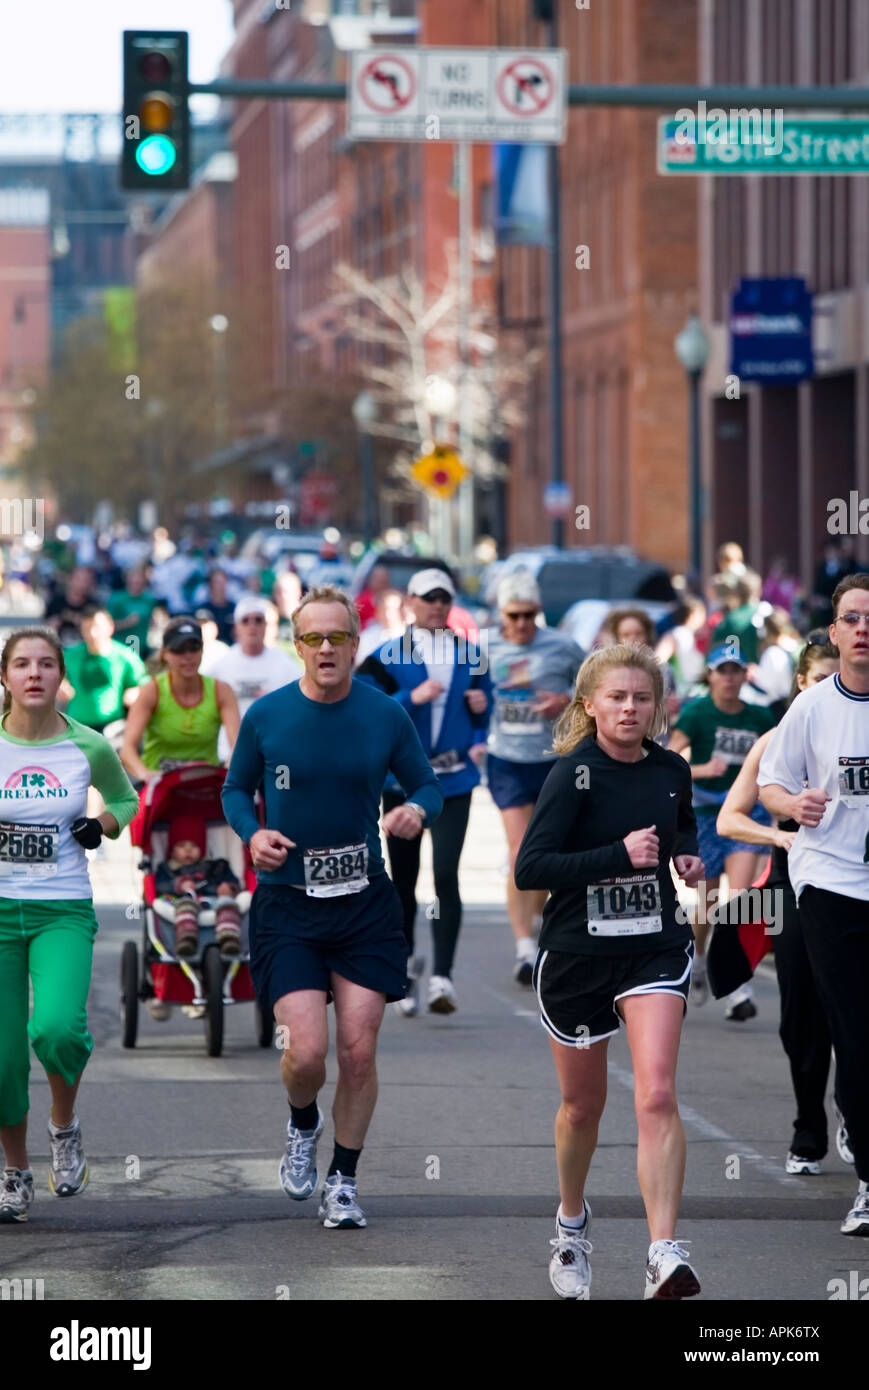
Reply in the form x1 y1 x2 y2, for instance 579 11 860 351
2 892 866 1303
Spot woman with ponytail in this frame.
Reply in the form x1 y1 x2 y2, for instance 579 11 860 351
515 644 705 1301
717 631 849 1176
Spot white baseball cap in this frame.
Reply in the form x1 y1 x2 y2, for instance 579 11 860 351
406 568 455 599
234 594 272 623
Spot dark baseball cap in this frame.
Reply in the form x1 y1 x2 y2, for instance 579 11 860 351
163 620 203 651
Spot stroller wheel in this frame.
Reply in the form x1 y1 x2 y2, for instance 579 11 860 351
203 946 224 1057
120 941 139 1049
255 996 274 1049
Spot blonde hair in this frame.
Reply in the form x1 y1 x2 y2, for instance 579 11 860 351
552 644 666 754
291 584 360 640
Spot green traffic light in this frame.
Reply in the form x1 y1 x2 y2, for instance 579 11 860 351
135 133 177 176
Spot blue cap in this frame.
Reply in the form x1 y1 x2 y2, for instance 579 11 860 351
707 644 747 671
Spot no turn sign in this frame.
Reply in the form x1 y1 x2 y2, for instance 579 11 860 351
356 53 419 117
349 48 566 143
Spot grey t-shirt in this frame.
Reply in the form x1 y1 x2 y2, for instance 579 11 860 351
485 626 583 764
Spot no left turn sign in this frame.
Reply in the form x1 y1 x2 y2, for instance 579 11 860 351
496 57 556 116
357 53 417 115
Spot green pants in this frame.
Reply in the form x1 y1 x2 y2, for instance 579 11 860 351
0 897 98 1127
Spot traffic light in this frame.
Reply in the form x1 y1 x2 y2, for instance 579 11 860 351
122 31 190 191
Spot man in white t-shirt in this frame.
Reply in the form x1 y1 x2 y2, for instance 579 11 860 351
204 595 300 761
758 572 869 1239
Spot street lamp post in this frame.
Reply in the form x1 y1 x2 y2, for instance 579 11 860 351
209 314 229 450
423 374 457 556
352 389 378 546
674 315 710 585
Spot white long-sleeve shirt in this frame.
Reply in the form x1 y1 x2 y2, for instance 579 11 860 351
757 674 869 901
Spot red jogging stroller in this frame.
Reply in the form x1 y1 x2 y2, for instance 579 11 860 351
120 763 272 1056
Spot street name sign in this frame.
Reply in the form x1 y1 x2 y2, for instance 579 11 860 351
658 115 869 174
349 48 567 143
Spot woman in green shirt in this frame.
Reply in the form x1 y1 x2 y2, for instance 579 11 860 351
669 645 775 1019
120 616 240 785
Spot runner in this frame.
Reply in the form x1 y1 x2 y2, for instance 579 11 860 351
0 627 138 1223
356 568 491 1016
514 643 704 1299
201 595 299 762
119 616 240 784
222 584 442 1229
484 573 582 984
758 574 869 1237
717 631 847 1174
668 645 775 1018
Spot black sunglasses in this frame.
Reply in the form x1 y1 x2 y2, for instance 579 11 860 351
420 590 452 604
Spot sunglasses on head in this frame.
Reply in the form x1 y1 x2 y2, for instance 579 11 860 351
296 631 353 648
420 590 451 604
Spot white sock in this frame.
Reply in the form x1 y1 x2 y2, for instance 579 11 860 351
558 1204 587 1231
49 1115 77 1136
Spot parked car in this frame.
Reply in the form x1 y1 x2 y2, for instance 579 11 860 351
558 598 676 653
484 547 678 627
240 530 334 586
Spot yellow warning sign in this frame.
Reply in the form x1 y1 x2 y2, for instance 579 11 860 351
411 445 467 499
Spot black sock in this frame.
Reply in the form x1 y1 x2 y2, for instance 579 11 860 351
328 1142 361 1179
289 1099 319 1132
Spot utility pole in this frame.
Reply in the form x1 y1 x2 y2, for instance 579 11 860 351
457 141 474 563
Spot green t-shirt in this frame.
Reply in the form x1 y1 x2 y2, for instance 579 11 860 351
674 694 775 809
64 640 147 731
711 604 759 664
106 589 158 658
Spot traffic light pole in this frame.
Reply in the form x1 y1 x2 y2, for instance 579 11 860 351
187 79 869 107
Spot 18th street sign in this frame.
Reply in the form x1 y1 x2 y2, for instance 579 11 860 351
349 48 567 143
658 115 869 174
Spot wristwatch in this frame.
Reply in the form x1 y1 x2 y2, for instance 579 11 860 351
405 801 426 826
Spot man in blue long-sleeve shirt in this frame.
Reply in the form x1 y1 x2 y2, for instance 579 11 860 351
222 585 442 1230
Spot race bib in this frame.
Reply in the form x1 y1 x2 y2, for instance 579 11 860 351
496 690 544 735
587 874 663 937
712 726 758 766
838 756 869 810
430 749 466 775
303 842 369 898
0 821 59 878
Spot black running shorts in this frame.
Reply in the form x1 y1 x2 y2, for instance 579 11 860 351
249 873 408 1008
533 941 694 1048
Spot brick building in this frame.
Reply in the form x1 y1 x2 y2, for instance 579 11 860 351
699 0 869 583
0 189 51 474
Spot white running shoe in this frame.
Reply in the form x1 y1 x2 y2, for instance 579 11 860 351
319 1172 367 1228
644 1239 701 1300
279 1108 324 1201
834 1105 855 1166
841 1181 869 1236
146 999 172 1021
513 941 536 986
786 1152 822 1176
427 975 457 1014
394 954 424 1018
48 1118 89 1198
549 1201 593 1299
689 956 708 1007
0 1168 34 1223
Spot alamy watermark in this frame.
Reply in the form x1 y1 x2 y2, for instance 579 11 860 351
0 497 44 544
673 101 784 155
379 628 489 676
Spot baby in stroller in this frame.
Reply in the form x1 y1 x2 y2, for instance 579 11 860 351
154 814 242 959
